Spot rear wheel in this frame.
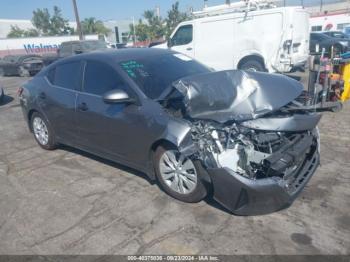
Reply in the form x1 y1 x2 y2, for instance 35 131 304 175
332 44 343 56
239 60 265 72
30 112 57 150
154 144 207 203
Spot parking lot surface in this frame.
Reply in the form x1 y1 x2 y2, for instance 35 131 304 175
0 76 349 255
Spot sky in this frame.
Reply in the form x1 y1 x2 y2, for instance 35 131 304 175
0 0 343 21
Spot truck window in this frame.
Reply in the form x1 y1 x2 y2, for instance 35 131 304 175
171 25 193 46
59 44 72 57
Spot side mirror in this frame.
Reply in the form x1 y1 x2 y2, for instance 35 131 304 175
103 89 135 104
167 39 173 48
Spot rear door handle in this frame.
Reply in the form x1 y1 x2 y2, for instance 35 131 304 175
186 47 193 51
39 92 46 99
78 102 88 111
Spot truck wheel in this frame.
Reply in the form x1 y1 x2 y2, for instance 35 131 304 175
332 44 343 56
239 60 265 72
154 144 207 203
18 66 29 77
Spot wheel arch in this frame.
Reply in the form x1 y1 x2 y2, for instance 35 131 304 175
27 109 39 131
237 54 266 71
148 137 212 185
147 139 178 180
27 109 51 133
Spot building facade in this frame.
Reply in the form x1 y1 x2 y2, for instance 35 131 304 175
0 18 131 43
307 1 350 32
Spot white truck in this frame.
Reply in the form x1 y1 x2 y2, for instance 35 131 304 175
0 35 99 58
158 0 309 73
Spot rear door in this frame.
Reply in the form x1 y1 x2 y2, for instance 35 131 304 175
291 9 310 65
38 61 82 142
170 24 195 58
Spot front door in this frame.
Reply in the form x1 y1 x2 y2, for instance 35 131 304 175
75 60 145 165
170 24 195 58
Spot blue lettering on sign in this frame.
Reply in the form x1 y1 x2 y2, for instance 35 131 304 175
23 43 60 53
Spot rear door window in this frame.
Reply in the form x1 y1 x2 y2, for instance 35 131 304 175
83 61 128 96
59 44 72 57
52 61 82 90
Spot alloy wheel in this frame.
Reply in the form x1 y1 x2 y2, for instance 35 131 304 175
32 117 49 146
159 150 198 194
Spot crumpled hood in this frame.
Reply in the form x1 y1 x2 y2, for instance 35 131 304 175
172 70 303 123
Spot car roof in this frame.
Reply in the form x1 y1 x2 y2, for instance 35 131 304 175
54 48 177 64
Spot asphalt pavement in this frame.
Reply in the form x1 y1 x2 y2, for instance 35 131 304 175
0 76 349 255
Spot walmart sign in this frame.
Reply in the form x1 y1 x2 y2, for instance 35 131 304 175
23 43 60 53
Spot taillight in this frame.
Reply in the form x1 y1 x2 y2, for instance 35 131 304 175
283 40 292 54
17 87 24 96
293 43 301 53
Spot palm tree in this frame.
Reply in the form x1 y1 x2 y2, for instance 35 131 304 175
81 17 110 35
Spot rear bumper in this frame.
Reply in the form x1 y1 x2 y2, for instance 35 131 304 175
208 138 320 216
290 60 307 72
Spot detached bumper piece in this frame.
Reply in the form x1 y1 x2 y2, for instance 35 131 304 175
209 135 319 216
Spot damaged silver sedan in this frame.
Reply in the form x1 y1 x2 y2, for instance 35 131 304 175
20 49 320 215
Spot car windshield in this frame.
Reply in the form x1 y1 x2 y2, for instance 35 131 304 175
81 41 107 51
119 53 210 99
312 33 330 41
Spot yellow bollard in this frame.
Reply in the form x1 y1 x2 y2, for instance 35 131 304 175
341 63 350 102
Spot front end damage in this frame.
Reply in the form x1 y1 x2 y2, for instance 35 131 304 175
185 121 320 215
164 70 321 215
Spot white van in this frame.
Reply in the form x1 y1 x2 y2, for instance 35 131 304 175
161 4 309 73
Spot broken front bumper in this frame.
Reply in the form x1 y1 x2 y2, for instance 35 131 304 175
208 140 320 216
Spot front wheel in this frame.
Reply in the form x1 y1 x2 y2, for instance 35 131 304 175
30 112 57 150
18 66 29 77
154 144 207 203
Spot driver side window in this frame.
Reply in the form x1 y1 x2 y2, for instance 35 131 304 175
171 25 193 46
83 61 128 96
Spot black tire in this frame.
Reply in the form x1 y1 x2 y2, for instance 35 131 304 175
332 44 343 56
154 144 207 203
30 112 57 150
239 60 265 72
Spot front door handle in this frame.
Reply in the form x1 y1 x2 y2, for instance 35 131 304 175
39 92 46 99
78 102 88 111
186 47 193 51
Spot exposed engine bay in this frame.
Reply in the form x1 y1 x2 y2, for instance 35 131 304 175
188 120 318 185
158 69 321 214
160 70 320 197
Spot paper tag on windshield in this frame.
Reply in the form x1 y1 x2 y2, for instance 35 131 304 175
173 54 192 61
